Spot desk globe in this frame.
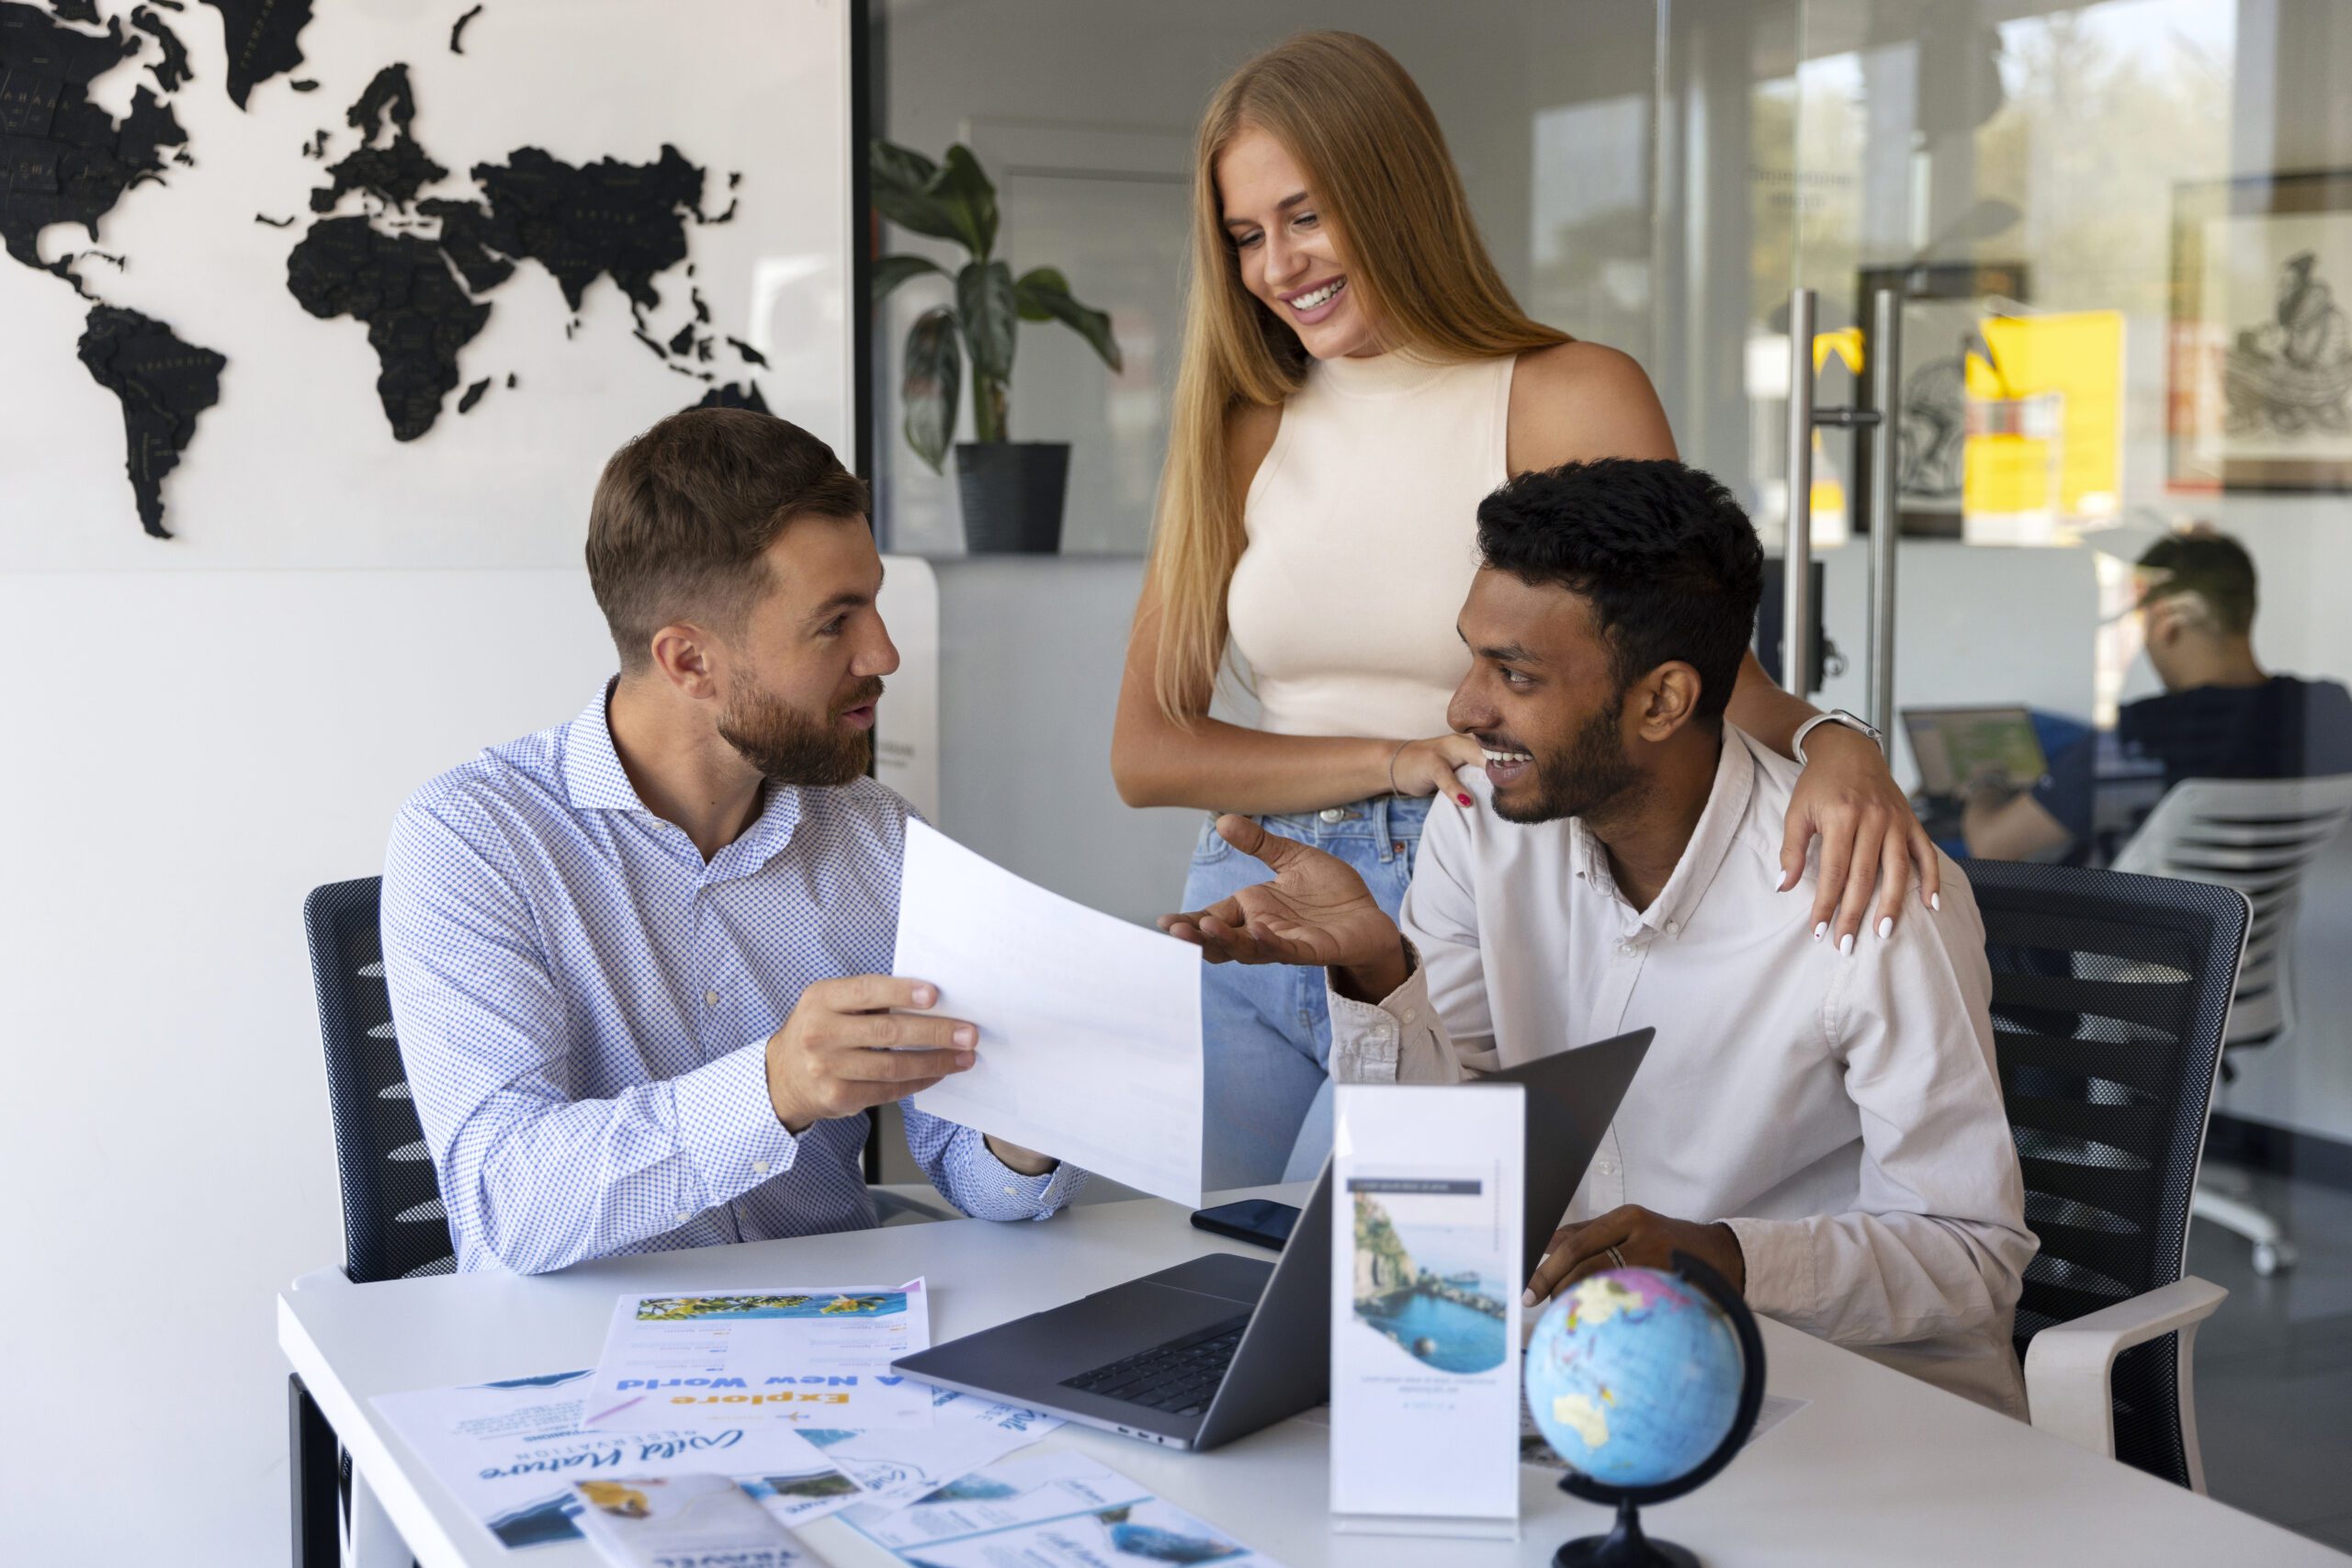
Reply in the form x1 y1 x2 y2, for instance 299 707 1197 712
1523 1252 1765 1567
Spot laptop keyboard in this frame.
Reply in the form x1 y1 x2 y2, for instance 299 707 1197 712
1059 1313 1250 1417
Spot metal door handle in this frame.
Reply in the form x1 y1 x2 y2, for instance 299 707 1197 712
1864 287 1902 739
1782 288 1816 697
1781 287 1904 721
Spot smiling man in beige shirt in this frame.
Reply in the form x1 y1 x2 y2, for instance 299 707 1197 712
1165 457 2037 1417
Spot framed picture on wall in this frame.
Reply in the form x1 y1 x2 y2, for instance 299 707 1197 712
2169 168 2352 494
1855 262 2030 536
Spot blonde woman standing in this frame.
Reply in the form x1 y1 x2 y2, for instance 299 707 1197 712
1113 32 1937 1186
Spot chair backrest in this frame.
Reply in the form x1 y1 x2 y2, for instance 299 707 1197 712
2111 774 2352 1046
304 877 457 1283
1960 858 2249 1489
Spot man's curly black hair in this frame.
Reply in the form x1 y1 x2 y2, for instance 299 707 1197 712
1474 458 1763 724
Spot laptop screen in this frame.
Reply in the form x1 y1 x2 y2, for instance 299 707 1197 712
1904 706 2050 798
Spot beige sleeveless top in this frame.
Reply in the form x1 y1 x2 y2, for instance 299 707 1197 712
1226 350 1516 739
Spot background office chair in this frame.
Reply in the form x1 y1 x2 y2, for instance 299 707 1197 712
1964 858 2248 1492
2111 774 2352 1275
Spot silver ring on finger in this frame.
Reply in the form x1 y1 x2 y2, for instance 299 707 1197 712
1604 1245 1627 1272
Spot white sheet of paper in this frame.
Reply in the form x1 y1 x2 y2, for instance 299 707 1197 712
370 1370 862 1551
848 1451 1284 1566
585 1282 933 1437
801 1384 1063 1519
893 821 1205 1207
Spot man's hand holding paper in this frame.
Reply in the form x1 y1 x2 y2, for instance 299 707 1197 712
894 822 1205 1205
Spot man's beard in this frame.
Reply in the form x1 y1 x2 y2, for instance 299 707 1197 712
717 674 882 787
1491 701 1646 826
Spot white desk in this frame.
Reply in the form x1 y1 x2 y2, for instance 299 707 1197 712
280 1190 2343 1568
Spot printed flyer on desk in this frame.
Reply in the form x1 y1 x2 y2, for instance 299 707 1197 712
850 1451 1284 1567
585 1280 933 1438
570 1472 814 1567
1329 1082 1525 1537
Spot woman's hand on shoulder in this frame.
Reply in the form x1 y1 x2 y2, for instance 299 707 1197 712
1781 725 1942 949
1508 340 1678 472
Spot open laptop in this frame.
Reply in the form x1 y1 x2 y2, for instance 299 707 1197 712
893 1027 1653 1451
1904 705 2051 800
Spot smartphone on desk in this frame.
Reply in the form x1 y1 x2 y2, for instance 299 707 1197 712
1190 1198 1301 1251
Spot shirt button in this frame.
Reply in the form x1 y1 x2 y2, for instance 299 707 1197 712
673 1211 691 1226
1597 1159 1616 1177
1666 920 1680 935
1318 807 1347 823
1002 1185 1018 1196
704 990 719 1008
752 1160 769 1175
1618 942 1635 955
1403 1008 1419 1023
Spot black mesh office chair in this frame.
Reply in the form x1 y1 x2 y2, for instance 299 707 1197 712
1963 859 2250 1492
291 876 455 1567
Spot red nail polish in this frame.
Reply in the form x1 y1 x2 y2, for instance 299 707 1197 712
1456 793 1472 807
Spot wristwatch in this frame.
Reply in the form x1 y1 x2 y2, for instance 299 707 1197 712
1791 708 1884 766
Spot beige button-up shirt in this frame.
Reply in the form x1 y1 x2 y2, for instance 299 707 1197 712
1328 726 2037 1417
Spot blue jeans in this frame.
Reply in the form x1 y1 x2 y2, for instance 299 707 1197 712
1185 794 1430 1189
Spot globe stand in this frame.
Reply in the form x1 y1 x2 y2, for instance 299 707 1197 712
1554 1496 1697 1568
1541 1251 1767 1568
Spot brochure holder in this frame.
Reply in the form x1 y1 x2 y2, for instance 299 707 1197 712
1329 1082 1525 1539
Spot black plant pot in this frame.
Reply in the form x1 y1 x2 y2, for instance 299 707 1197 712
954 442 1069 554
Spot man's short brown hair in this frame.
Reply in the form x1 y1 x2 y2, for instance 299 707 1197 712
587 408 871 671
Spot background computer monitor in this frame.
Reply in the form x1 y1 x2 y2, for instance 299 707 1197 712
1904 705 2052 798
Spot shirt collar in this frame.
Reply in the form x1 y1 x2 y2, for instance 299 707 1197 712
561 680 645 812
560 679 806 878
1570 725 1758 936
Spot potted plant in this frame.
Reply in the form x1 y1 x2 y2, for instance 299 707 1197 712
871 140 1123 553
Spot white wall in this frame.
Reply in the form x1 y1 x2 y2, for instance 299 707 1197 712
0 571 614 1565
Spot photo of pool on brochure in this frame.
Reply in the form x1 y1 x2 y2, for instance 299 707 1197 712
1329 1084 1524 1534
585 1280 933 1437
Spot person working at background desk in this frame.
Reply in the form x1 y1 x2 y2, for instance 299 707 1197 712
381 409 1082 1276
1963 530 2352 863
1164 458 2037 1416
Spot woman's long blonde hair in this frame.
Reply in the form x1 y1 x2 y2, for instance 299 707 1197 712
1146 30 1568 725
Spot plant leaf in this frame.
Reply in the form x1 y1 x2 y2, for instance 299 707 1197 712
957 259 1018 384
933 144 999 259
1012 266 1070 321
870 140 938 196
873 254 945 302
901 307 961 473
1013 266 1123 373
869 141 966 246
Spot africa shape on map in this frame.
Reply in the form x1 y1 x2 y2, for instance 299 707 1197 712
1 1 763 538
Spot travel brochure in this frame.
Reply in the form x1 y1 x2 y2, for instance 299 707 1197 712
568 1472 814 1568
1329 1083 1526 1538
850 1451 1284 1567
370 1369 867 1550
808 1382 1066 1517
374 1276 1079 1552
583 1280 934 1436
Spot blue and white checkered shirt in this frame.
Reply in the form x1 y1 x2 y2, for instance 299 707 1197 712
380 683 1085 1274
